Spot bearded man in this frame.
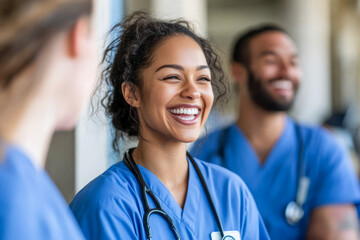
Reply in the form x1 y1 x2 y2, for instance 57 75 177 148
191 25 360 240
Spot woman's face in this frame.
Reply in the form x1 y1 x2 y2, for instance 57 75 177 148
137 34 214 143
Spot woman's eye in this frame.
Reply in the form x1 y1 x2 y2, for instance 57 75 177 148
162 75 180 81
198 76 211 82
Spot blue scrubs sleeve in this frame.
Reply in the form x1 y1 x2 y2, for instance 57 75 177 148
310 130 360 207
71 202 137 240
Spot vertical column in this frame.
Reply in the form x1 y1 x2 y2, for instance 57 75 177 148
330 0 360 112
75 0 123 193
280 0 331 124
150 0 207 36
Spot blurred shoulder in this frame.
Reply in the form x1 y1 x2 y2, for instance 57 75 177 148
0 145 37 206
296 120 344 150
191 124 235 156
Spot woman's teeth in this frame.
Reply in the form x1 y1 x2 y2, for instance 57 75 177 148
169 108 199 121
169 108 199 115
177 115 196 121
272 80 292 90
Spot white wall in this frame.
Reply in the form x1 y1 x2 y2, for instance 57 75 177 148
151 0 207 36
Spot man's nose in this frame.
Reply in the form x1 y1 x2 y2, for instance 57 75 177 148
278 61 293 78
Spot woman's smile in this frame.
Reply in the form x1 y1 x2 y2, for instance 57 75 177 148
168 104 201 125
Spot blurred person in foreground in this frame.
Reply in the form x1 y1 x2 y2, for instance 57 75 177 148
191 24 360 240
0 0 96 239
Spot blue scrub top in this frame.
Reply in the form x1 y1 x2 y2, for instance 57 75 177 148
0 144 85 240
191 117 360 240
70 156 270 240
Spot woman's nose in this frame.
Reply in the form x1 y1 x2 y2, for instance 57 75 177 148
180 80 201 100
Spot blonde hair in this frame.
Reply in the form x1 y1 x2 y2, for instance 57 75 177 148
0 0 92 87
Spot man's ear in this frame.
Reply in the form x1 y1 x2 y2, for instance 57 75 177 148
121 82 141 107
67 17 91 58
230 62 247 84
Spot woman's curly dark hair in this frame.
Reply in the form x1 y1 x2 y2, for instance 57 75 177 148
100 11 227 152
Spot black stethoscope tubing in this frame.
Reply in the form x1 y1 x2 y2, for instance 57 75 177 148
123 148 226 240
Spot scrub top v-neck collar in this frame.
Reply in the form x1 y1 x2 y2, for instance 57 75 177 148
135 157 201 235
231 117 292 167
223 118 296 186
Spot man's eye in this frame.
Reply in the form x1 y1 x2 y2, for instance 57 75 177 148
265 59 277 64
290 60 298 67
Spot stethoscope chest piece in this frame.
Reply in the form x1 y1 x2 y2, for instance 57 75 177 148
283 124 310 226
285 201 304 225
222 235 236 240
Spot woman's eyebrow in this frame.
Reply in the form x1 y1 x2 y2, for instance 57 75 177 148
197 65 209 71
155 64 209 72
156 64 183 72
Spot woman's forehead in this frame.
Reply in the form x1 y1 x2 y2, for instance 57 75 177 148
149 35 208 69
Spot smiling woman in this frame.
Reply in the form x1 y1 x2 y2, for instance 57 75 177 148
70 11 270 240
135 34 214 144
100 11 226 148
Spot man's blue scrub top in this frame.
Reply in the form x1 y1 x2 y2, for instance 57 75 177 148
0 144 85 240
70 156 270 240
191 117 360 240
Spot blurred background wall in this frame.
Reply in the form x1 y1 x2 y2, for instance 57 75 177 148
45 0 360 202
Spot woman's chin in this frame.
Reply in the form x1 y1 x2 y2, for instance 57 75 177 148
176 134 200 144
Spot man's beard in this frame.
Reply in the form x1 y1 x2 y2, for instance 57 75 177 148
247 69 296 112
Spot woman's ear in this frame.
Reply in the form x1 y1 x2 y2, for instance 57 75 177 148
121 82 140 107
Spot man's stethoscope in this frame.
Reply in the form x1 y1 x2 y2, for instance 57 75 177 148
217 122 310 226
123 148 234 240
284 123 310 225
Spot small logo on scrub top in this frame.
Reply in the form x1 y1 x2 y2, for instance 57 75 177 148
211 231 241 240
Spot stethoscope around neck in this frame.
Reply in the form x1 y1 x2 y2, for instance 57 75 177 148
217 122 311 226
284 123 311 225
123 148 232 240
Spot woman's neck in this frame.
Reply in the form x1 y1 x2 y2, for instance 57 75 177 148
0 72 57 169
132 139 189 208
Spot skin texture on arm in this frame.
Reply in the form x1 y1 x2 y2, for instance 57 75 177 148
306 204 359 240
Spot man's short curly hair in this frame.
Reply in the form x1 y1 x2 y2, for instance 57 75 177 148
100 11 227 151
